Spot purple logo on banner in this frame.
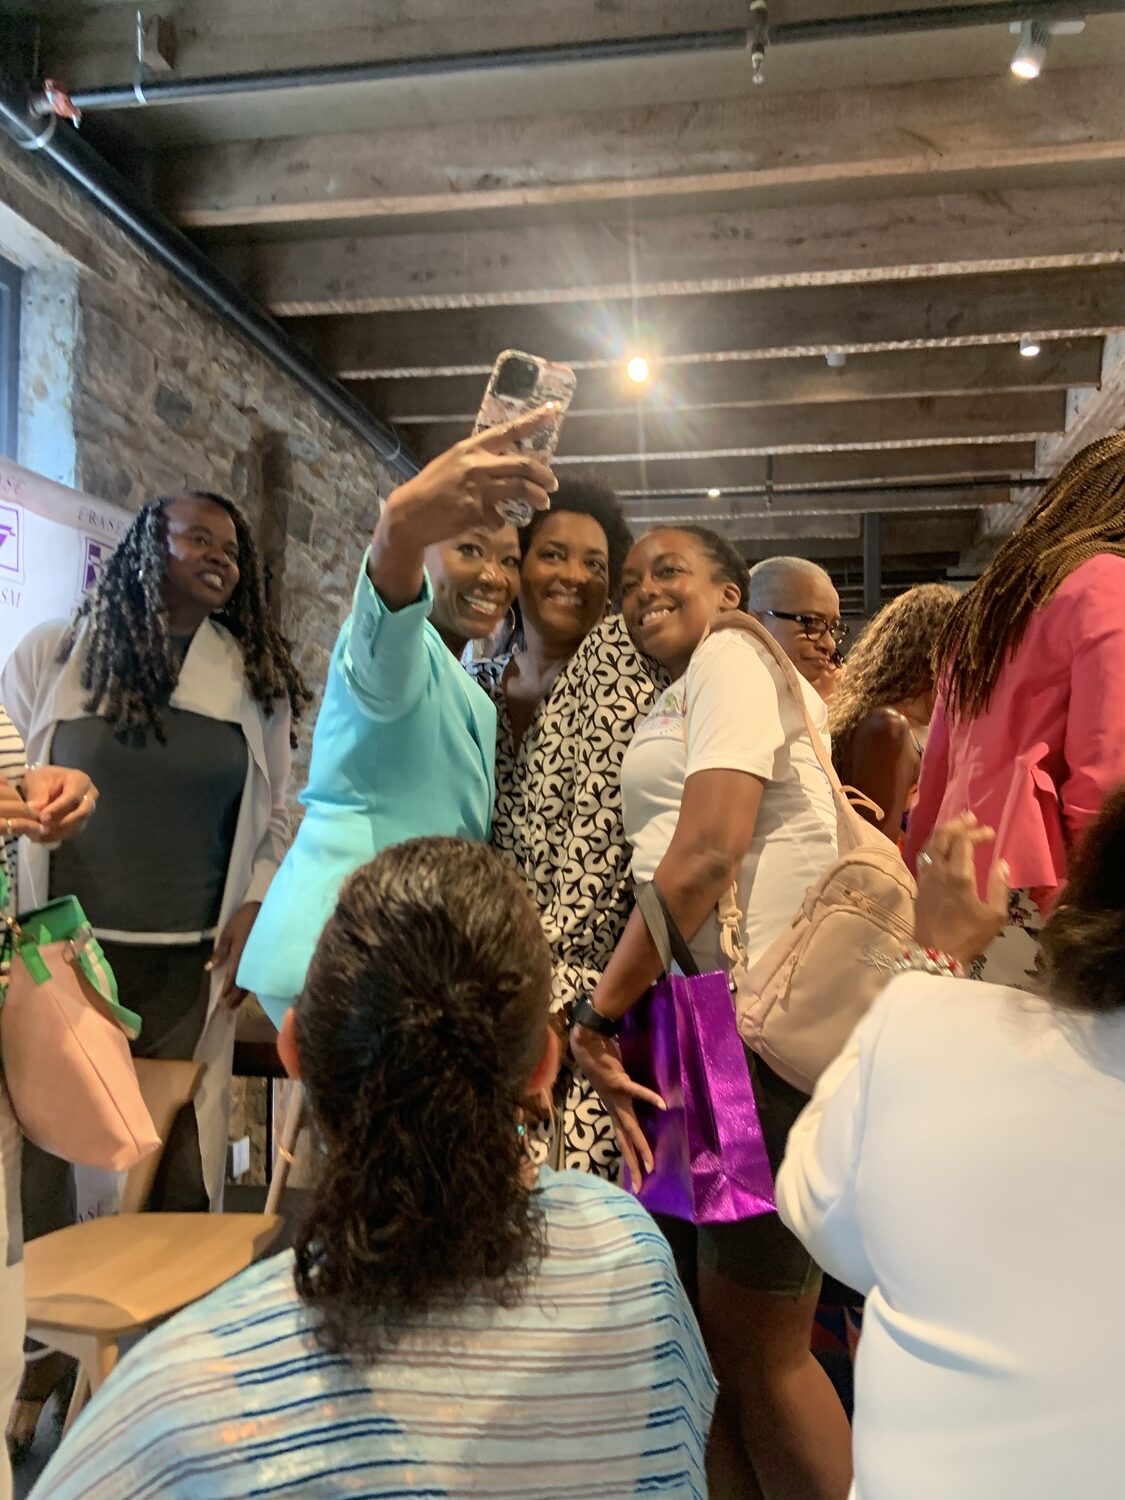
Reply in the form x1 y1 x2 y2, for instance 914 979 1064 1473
0 503 23 583
81 535 109 595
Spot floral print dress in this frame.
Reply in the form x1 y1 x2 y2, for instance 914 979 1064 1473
470 615 664 1179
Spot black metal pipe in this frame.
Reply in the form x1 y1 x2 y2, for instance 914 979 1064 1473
776 1 1124 43
42 30 749 115
35 3 1125 116
0 94 417 479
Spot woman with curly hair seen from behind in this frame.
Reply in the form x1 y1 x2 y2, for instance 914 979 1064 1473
35 837 716 1500
906 431 1125 986
829 584 959 841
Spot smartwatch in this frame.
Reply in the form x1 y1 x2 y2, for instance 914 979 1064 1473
572 996 620 1038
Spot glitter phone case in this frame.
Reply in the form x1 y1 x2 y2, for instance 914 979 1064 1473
473 350 577 525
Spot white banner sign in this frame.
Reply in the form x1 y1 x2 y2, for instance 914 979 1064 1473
0 456 131 671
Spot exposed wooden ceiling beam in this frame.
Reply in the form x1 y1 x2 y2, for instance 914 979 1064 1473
406 391 1065 462
288 265 1125 377
358 340 1103 423
214 184 1125 316
165 65 1125 228
581 441 1037 492
696 513 978 556
623 485 1014 519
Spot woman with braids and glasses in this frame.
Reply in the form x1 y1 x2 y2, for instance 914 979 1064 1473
3 489 307 1450
35 838 715 1500
4 489 307 1213
906 431 1125 984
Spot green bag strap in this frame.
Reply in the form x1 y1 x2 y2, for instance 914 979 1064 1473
0 913 142 1041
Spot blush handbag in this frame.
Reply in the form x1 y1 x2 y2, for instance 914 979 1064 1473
709 614 917 1094
0 878 159 1171
616 881 775 1225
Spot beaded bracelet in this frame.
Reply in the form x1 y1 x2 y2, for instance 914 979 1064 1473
890 943 966 980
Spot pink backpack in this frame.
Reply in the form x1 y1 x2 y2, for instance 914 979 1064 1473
712 615 917 1095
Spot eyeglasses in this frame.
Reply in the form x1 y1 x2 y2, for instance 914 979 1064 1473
763 610 849 646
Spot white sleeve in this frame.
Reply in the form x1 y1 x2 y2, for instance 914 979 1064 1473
0 619 68 740
683 632 784 781
775 985 901 1297
243 698 293 907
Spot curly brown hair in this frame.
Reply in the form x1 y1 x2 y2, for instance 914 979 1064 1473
293 836 553 1361
829 584 960 773
936 431 1125 722
1040 784 1125 1016
58 491 310 743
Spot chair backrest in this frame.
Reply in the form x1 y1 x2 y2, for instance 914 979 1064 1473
120 1059 204 1214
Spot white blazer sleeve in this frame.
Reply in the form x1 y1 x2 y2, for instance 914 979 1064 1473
243 698 293 907
0 620 67 741
775 987 899 1296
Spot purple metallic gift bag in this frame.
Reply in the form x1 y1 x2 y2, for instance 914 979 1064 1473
617 883 775 1225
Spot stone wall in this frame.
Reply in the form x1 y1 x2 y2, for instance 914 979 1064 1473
0 136 401 1182
0 135 398 790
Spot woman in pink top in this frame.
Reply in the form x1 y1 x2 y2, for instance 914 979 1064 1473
906 431 1125 984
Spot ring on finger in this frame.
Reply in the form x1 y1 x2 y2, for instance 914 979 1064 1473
4 819 11 838
917 851 934 872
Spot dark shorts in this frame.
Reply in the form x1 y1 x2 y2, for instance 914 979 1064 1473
656 1050 821 1301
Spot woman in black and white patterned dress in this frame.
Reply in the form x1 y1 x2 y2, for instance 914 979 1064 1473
470 479 664 1179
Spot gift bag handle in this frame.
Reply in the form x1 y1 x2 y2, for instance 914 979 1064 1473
635 881 701 978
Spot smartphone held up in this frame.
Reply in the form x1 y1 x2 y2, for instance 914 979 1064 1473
473 350 576 526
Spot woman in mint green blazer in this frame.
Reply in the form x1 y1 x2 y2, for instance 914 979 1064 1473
239 414 557 1027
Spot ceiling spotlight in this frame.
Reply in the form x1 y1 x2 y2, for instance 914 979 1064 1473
707 487 722 499
1010 19 1050 79
1019 334 1041 359
825 351 847 369
626 355 650 384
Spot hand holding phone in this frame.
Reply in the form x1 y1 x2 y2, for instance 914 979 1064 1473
473 350 577 525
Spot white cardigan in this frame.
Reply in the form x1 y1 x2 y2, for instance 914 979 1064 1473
777 973 1125 1500
1 618 292 1208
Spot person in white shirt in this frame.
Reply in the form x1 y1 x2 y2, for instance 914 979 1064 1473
572 532 851 1500
777 801 1125 1500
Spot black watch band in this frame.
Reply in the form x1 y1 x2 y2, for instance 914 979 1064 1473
572 996 620 1037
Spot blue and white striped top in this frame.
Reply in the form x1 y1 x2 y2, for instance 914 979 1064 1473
33 1170 716 1498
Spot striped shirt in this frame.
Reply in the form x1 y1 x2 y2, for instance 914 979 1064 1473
33 1170 716 1498
0 706 24 911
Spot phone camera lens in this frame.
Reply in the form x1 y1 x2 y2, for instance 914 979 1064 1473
495 357 540 400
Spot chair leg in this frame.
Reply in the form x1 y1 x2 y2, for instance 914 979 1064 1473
61 1367 90 1437
265 1083 305 1215
90 1341 118 1394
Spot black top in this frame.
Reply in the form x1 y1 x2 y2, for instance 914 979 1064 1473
49 705 248 935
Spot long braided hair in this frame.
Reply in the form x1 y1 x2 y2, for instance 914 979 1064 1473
937 431 1125 721
58 491 310 742
828 583 960 772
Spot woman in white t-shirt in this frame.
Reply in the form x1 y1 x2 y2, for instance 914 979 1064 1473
572 528 851 1500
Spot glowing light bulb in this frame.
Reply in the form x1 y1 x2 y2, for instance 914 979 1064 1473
626 355 650 384
1019 335 1041 359
1010 20 1049 79
707 488 722 499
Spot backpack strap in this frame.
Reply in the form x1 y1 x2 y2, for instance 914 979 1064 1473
707 613 878 852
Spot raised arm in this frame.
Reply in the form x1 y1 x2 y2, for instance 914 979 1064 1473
341 412 557 720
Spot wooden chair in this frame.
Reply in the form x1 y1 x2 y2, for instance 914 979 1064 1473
24 1058 282 1433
